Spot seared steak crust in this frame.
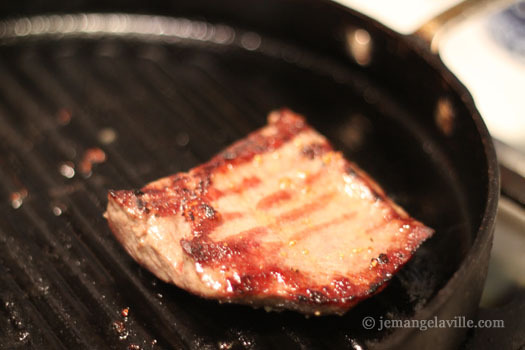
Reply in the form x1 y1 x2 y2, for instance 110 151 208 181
106 109 433 315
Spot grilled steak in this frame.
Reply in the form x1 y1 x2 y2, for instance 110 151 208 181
105 109 433 315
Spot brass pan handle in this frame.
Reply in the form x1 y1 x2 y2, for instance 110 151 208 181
414 0 515 52
414 0 525 208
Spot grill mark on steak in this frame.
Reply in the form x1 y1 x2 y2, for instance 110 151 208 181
256 189 292 210
277 192 335 222
221 212 244 220
288 211 357 243
304 170 323 186
106 108 434 315
256 170 326 211
218 176 262 198
182 191 339 266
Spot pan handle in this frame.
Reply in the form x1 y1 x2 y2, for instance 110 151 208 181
412 0 525 208
412 0 514 52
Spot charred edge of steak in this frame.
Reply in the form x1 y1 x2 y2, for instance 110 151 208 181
180 236 260 264
199 223 431 309
195 108 309 174
344 162 388 202
301 142 332 160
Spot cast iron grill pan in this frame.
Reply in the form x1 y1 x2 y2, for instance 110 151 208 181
0 14 478 349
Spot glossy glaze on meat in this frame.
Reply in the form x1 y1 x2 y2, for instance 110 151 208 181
105 109 433 315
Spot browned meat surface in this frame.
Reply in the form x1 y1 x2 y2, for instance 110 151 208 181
105 109 433 315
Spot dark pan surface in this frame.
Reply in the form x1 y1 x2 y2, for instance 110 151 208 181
0 15 474 349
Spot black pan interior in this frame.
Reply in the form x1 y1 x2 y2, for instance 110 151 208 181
0 14 480 350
